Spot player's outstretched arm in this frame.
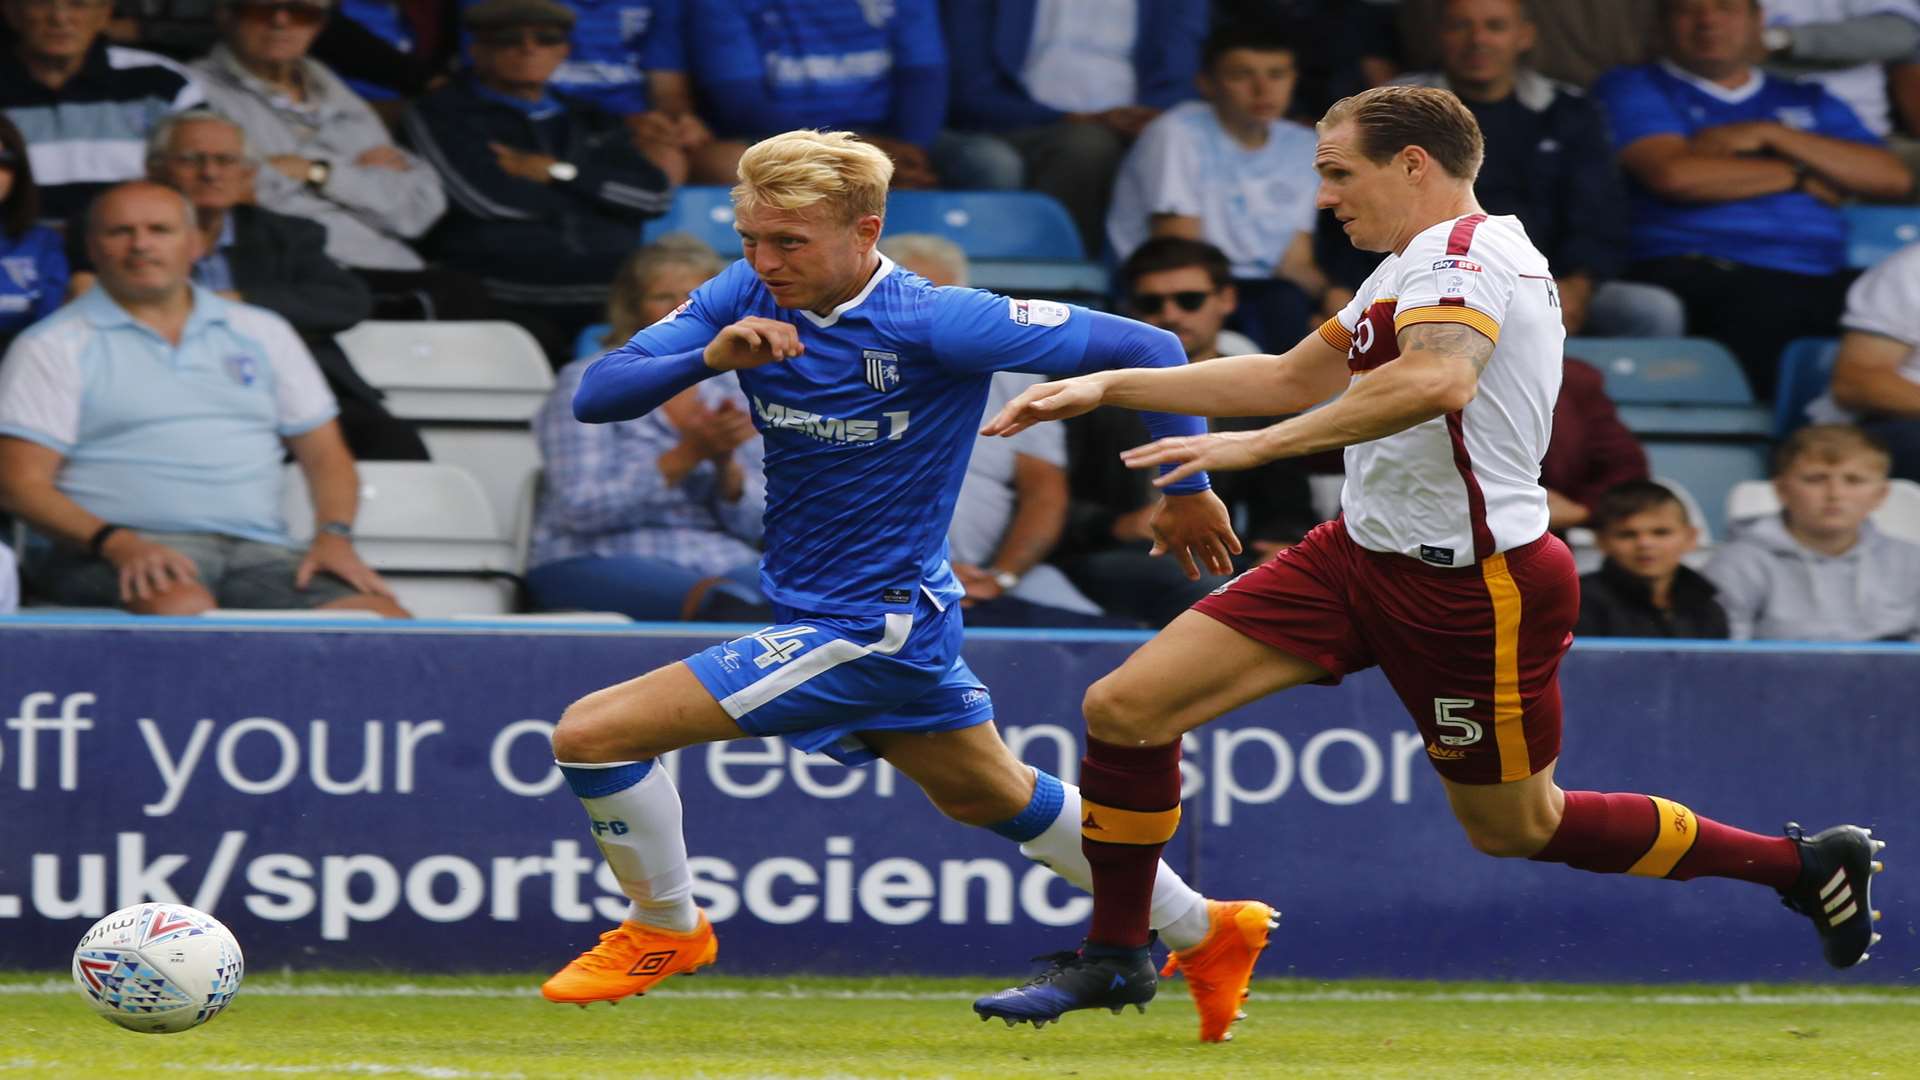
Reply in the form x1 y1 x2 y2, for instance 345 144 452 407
981 330 1350 436
1123 322 1489 487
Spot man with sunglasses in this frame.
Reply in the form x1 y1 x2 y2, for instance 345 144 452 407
402 0 670 344
0 0 205 224
1051 237 1316 627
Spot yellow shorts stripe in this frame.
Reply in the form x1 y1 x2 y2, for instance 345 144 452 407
1080 800 1181 846
1480 552 1530 782
1627 797 1700 878
1393 305 1502 345
1317 317 1352 352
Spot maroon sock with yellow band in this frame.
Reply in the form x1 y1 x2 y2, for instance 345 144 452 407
1531 791 1800 889
1080 736 1183 949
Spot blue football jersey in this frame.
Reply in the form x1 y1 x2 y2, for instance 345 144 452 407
604 255 1198 616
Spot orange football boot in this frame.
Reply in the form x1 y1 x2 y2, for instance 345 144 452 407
1159 899 1279 1042
540 913 718 1005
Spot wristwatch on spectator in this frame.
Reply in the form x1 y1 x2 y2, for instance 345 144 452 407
304 159 331 189
990 569 1020 592
547 160 579 183
318 521 354 539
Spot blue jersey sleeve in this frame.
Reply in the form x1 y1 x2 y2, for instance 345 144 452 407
928 289 1212 493
1593 66 1685 149
574 261 748 423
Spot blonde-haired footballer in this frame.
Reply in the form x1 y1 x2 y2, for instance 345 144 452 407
541 129 1276 1042
975 85 1887 1027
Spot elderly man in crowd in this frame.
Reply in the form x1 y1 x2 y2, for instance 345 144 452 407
191 0 475 320
0 181 407 617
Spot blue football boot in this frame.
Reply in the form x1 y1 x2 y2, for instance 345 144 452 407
973 938 1158 1029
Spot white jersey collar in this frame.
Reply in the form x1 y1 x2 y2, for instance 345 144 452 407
1659 59 1766 105
798 254 895 328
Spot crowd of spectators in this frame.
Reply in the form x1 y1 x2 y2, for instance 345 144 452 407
0 0 1917 643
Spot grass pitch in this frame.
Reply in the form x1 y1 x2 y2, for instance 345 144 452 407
4 971 1916 1079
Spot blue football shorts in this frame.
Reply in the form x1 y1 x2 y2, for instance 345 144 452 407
682 588 994 765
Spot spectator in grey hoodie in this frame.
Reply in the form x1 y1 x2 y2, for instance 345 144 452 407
1705 424 1920 641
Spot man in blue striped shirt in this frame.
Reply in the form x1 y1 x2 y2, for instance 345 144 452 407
682 0 946 186
536 129 1278 1043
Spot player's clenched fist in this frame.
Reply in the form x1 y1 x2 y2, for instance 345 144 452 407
704 317 804 371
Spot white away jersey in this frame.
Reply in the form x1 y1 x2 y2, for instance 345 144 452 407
1318 213 1561 567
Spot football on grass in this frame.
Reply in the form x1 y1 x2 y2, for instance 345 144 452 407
72 902 245 1033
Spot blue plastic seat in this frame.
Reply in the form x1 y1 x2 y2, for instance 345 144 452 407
1844 205 1920 269
1644 442 1770 541
639 186 742 251
1564 336 1769 436
884 190 1086 260
1772 337 1840 438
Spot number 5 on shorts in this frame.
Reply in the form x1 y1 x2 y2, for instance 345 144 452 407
1433 697 1484 746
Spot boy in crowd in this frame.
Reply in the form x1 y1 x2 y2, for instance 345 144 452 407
1575 480 1727 638
1107 23 1342 350
1706 425 1920 641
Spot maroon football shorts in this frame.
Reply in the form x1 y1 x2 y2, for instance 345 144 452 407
1192 518 1579 785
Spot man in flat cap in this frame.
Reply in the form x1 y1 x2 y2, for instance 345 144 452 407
403 0 671 349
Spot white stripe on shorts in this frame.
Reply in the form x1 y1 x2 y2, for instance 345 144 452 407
717 612 914 718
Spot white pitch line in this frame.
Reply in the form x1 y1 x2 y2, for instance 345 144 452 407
1 981 1916 1006
3 1062 523 1080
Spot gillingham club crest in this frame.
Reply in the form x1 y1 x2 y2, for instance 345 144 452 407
863 349 901 393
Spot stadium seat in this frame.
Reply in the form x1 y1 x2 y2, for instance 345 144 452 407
1725 476 1920 544
1643 442 1770 541
1772 337 1840 438
885 190 1107 302
1565 337 1770 436
884 190 1085 260
510 469 541 576
418 427 541 541
333 320 554 422
639 185 742 251
1844 204 1920 269
283 462 519 617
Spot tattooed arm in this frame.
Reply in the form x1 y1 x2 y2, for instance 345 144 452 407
1118 321 1494 486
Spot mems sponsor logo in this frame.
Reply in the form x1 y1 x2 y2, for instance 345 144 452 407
752 395 909 444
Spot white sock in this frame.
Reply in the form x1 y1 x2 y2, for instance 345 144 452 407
562 761 699 933
1016 776 1212 950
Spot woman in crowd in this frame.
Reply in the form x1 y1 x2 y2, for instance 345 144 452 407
527 240 768 620
0 116 69 354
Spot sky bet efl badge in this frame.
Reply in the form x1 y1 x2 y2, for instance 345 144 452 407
1432 257 1483 300
863 349 901 393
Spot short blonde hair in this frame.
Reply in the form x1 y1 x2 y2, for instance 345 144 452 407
733 129 893 224
1773 424 1892 477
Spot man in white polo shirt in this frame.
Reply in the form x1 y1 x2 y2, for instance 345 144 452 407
0 180 407 616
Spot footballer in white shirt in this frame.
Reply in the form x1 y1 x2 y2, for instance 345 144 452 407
973 84 1887 1031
